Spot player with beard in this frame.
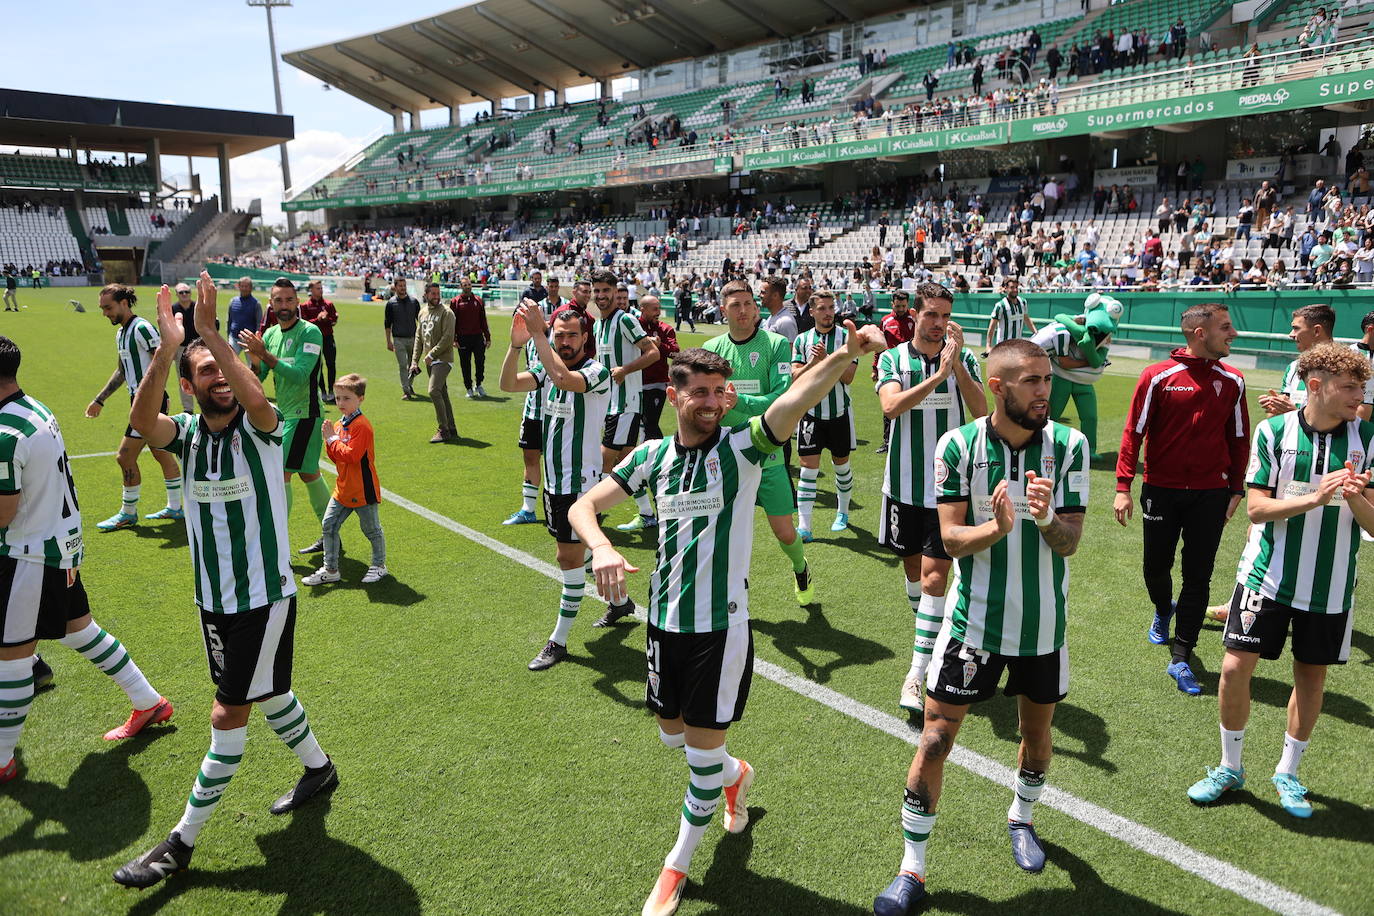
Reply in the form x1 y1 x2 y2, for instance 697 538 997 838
115 276 336 888
878 284 985 711
237 280 331 547
567 323 887 916
85 284 184 530
500 304 633 671
873 339 1089 914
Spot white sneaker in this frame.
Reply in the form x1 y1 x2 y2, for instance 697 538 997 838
361 565 388 583
899 669 924 712
475 385 487 398
465 389 476 399
303 567 341 586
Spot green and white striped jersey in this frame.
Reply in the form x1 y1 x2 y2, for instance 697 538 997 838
164 408 295 614
612 415 784 633
532 359 613 496
935 417 1090 656
0 392 82 569
1237 412 1374 614
989 296 1028 345
1351 343 1374 405
1030 322 1105 385
117 316 160 395
1280 358 1308 408
522 342 545 421
877 342 983 507
791 325 856 419
594 309 648 415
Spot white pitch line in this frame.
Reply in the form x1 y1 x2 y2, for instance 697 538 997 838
69 451 117 460
76 452 1341 916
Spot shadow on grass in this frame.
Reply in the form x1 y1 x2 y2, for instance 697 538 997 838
1235 790 1374 844
692 809 872 915
934 841 1188 915
127 521 189 550
124 799 421 916
977 694 1117 774
0 731 170 862
445 436 492 449
1250 674 1374 730
753 605 893 685
815 520 894 564
570 619 645 711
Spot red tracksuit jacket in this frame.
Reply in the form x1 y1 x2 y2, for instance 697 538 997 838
1116 348 1250 493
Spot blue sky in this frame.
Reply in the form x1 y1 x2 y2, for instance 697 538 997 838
6 1 609 226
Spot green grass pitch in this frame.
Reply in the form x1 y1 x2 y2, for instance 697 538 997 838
0 285 1370 915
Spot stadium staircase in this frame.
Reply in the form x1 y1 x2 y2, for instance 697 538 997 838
63 207 95 266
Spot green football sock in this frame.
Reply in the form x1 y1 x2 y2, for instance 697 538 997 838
778 531 807 573
306 476 331 521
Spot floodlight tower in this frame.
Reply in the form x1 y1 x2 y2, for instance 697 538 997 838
248 0 297 236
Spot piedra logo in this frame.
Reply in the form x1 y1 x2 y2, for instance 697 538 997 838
1031 118 1069 136
1237 88 1290 110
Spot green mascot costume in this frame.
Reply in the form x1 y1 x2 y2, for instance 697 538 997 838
1030 292 1122 459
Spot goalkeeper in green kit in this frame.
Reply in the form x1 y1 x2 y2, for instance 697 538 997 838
238 278 333 549
705 279 814 602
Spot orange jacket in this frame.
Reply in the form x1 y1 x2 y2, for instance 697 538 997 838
326 412 381 506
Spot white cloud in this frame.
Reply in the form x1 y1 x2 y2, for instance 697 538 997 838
224 127 374 229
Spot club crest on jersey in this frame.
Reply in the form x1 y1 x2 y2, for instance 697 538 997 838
1349 450 1365 469
747 351 761 368
1240 610 1257 634
231 433 241 453
933 458 949 486
1041 456 1056 479
1213 380 1224 397
705 457 721 482
962 659 978 688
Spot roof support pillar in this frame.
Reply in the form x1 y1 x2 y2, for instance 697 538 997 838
217 143 232 213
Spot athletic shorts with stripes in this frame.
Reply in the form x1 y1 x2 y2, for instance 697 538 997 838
645 622 754 730
199 596 296 705
0 558 91 646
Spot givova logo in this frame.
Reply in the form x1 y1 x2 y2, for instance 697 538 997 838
1237 88 1291 109
1032 118 1069 135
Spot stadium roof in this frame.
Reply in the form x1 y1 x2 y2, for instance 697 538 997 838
0 89 294 158
284 0 908 112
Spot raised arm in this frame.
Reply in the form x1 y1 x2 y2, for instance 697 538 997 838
498 307 540 393
195 272 277 432
129 286 183 448
765 322 884 434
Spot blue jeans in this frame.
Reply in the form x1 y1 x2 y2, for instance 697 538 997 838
322 498 385 570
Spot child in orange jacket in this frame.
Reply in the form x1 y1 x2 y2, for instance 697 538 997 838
303 373 387 585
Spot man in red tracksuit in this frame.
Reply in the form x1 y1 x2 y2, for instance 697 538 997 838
1114 303 1250 696
875 289 917 453
300 281 340 403
449 277 491 398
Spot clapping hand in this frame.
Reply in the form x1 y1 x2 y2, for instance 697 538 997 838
1025 471 1054 521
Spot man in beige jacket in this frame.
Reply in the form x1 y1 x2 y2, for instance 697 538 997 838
412 281 458 442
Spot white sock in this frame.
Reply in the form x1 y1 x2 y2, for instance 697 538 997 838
900 791 936 878
551 567 584 645
665 745 725 873
1221 725 1245 771
907 579 924 670
164 477 183 511
635 490 655 518
797 467 819 530
0 656 35 766
659 728 686 750
121 485 140 515
259 691 329 769
1007 768 1046 823
913 593 947 679
521 481 538 514
59 620 161 710
175 725 247 846
1275 732 1309 777
833 462 853 514
721 749 742 786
